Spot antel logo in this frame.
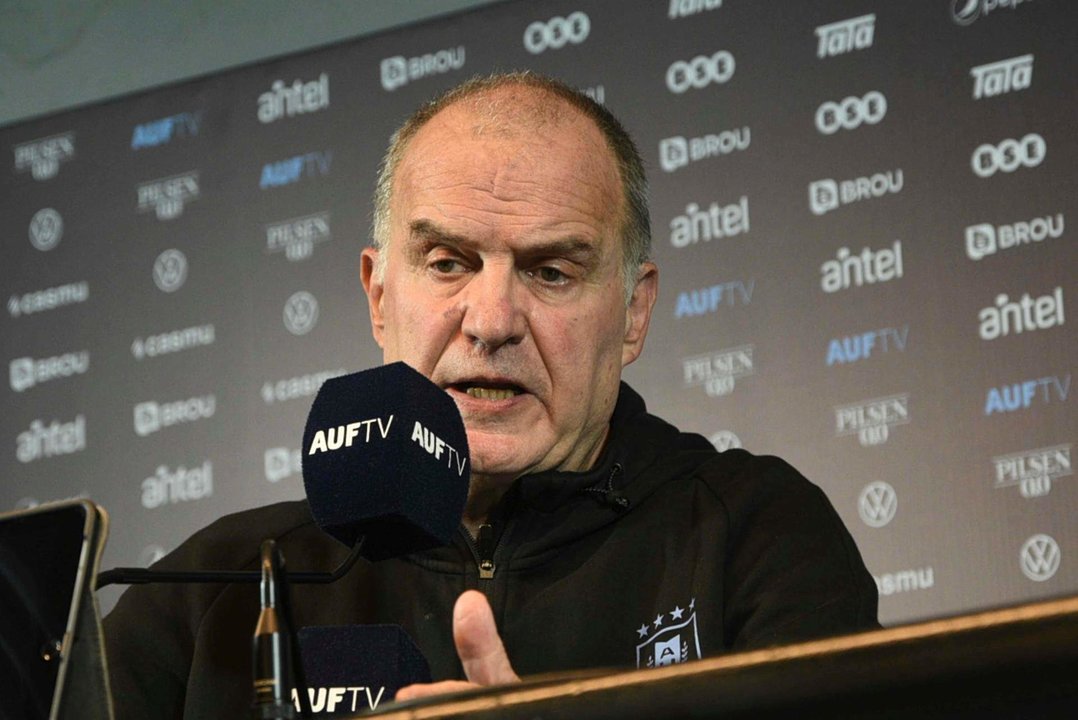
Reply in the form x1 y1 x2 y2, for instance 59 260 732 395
666 51 735 94
524 12 590 54
815 91 887 135
257 73 330 123
952 0 1033 26
29 208 63 251
1020 534 1060 582
971 133 1045 178
284 291 319 335
153 249 188 293
858 481 897 528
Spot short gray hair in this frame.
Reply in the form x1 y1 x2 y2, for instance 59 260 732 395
371 71 651 304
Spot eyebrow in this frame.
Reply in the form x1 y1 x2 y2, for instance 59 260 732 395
407 219 603 264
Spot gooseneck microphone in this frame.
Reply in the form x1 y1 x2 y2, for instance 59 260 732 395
252 540 295 719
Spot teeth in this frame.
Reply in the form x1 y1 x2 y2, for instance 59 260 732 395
465 386 518 400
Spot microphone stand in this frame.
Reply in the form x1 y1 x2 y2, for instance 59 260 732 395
252 540 295 719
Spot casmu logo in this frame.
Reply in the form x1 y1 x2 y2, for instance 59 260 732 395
668 0 722 19
660 128 750 173
971 54 1033 99
669 196 749 248
260 151 332 188
666 51 735 94
411 421 468 476
380 47 465 92
132 324 215 360
524 12 590 54
675 280 754 318
258 73 329 123
971 133 1045 178
131 112 201 149
16 415 86 463
985 375 1069 415
261 369 345 405
809 169 902 216
264 447 302 483
265 211 331 261
137 172 199 220
965 213 1063 260
978 287 1064 340
13 132 75 180
134 395 216 437
7 281 89 318
952 0 1033 26
826 326 908 366
291 686 385 714
815 13 875 59
993 444 1071 498
874 567 934 596
820 241 903 293
308 416 394 454
815 91 886 135
141 462 213 509
682 345 754 397
9 351 90 392
835 394 909 447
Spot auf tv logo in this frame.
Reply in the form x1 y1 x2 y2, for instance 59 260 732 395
131 112 202 150
260 151 332 189
985 374 1069 415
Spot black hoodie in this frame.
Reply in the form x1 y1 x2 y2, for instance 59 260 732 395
103 383 879 719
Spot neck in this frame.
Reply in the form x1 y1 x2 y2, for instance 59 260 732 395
462 472 513 537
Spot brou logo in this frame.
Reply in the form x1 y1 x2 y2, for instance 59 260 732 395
674 280 754 318
9 351 90 392
993 444 1071 498
682 345 754 397
131 112 201 149
258 73 329 123
134 395 216 437
815 91 886 134
669 196 749 248
524 12 589 54
264 447 302 483
659 127 750 173
978 287 1064 340
971 54 1033 99
815 13 875 59
809 169 902 216
260 151 332 188
16 415 86 463
984 375 1069 415
635 598 702 668
965 213 1063 260
308 416 394 455
835 394 909 447
266 211 331 261
137 172 199 220
13 132 75 180
971 133 1045 178
380 47 465 92
668 0 722 19
826 326 908 366
141 462 213 509
820 241 903 293
666 51 735 94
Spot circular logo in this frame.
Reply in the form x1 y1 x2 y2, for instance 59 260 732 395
283 291 319 335
14 497 39 510
709 431 742 452
666 51 735 93
139 544 167 567
523 12 590 54
1020 534 1061 582
29 208 63 251
153 249 188 292
952 0 981 25
858 481 897 528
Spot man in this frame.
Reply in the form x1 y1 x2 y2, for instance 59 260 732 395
104 72 878 718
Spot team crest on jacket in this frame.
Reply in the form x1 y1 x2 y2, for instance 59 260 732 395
635 597 702 668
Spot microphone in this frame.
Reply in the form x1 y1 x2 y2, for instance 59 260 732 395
252 540 295 719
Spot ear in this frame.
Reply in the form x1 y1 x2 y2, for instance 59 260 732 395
622 261 658 367
360 247 386 348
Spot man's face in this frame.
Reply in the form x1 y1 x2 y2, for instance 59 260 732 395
362 93 656 481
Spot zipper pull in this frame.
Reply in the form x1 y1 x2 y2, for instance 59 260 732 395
477 523 496 579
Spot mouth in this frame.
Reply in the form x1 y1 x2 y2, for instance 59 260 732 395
447 380 526 402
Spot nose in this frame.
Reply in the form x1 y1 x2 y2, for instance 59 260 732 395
460 262 526 352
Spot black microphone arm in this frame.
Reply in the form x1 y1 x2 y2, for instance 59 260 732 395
93 536 364 590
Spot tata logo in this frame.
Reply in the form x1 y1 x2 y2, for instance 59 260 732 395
136 172 200 220
826 326 908 366
858 481 897 528
709 431 741 452
965 213 1063 260
984 375 1069 415
635 599 702 668
258 73 329 123
978 287 1064 340
141 462 213 509
815 13 875 59
669 196 749 248
971 54 1033 99
682 345 754 397
28 208 63 251
283 291 319 335
952 0 1033 26
666 51 735 94
809 169 902 216
13 132 75 180
820 241 903 294
259 151 332 188
971 133 1045 178
153 249 188 293
264 447 302 483
659 127 750 173
668 0 722 19
815 91 886 135
524 12 589 54
674 280 754 318
131 112 201 149
265 211 331 261
1019 534 1060 582
993 444 1071 498
835 394 909 447
380 47 465 91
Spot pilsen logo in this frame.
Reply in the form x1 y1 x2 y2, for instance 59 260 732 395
265 211 331 261
682 345 754 397
835 394 909 447
635 598 702 668
13 132 75 180
993 444 1071 498
137 172 200 220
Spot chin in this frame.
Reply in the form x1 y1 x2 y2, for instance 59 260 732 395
466 437 542 479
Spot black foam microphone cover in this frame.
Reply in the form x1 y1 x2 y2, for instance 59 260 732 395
302 361 470 561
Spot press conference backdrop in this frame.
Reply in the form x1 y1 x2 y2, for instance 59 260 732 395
1 0 1074 627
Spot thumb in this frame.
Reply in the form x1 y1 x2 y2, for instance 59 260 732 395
452 590 519 686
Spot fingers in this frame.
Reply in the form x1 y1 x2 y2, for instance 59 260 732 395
395 680 478 702
453 590 520 686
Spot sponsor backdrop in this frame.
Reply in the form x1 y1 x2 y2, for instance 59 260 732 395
1 0 1074 627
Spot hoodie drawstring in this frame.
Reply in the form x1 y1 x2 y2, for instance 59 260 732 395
583 463 630 512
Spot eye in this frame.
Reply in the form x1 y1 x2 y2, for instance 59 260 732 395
430 258 466 274
531 266 569 285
